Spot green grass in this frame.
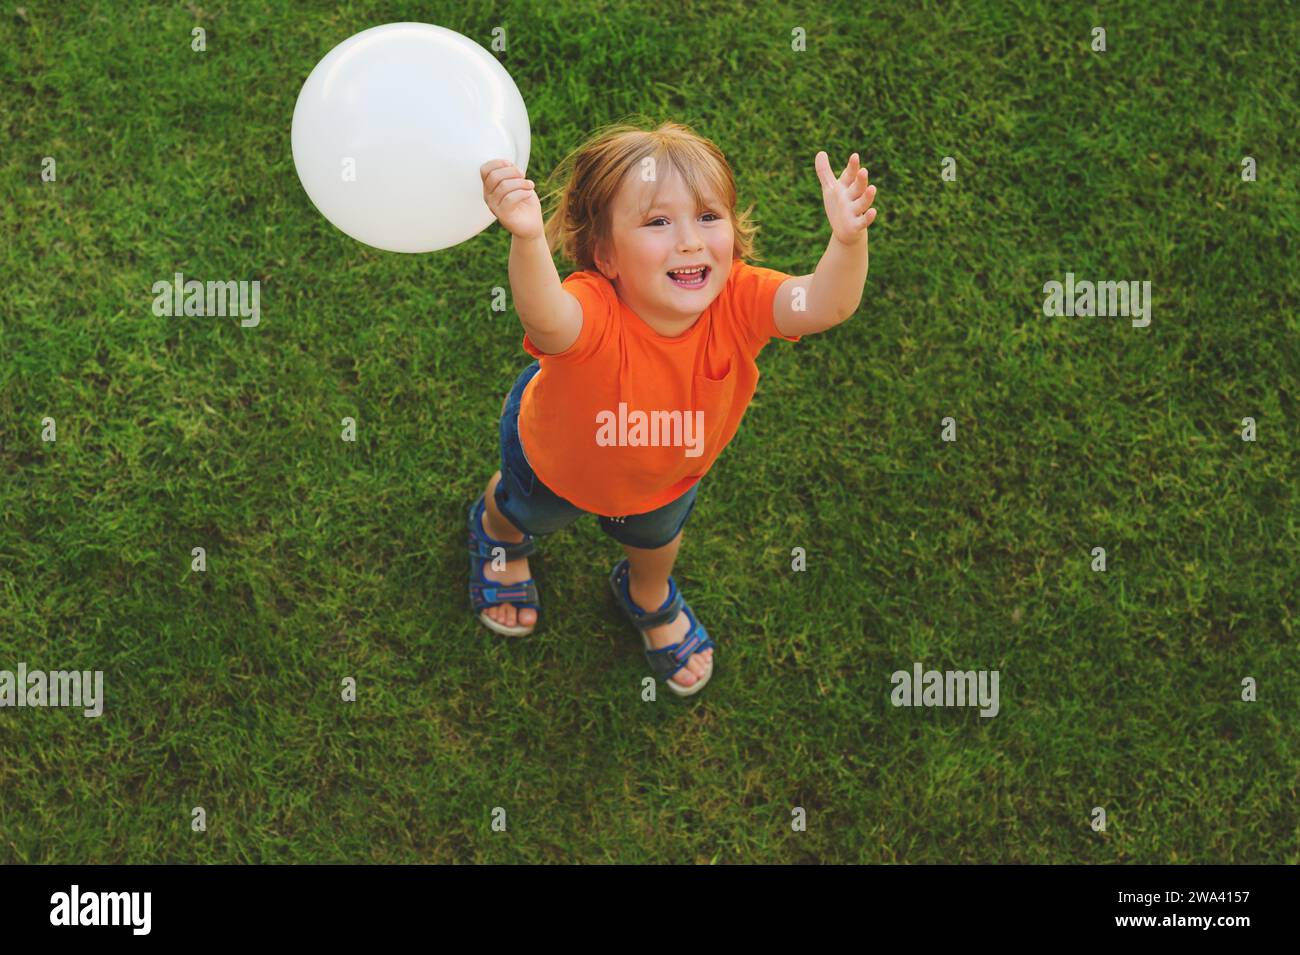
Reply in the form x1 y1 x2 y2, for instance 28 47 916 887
1 0 1296 863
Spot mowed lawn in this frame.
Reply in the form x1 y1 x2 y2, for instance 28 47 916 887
0 0 1296 863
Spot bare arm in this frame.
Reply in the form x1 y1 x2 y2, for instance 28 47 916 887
774 234 870 337
509 233 582 354
771 150 876 336
480 160 582 354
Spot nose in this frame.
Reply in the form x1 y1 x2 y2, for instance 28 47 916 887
676 225 703 254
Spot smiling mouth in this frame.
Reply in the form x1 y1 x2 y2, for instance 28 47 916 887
667 266 710 289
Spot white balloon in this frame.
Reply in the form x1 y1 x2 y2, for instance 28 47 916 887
291 22 530 254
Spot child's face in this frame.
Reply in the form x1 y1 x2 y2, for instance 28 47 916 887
594 166 734 326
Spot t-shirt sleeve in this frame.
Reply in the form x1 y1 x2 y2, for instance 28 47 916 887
522 270 615 363
729 259 802 352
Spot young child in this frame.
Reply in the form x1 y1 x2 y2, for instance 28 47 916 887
468 120 876 696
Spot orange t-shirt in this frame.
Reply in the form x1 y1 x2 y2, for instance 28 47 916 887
517 257 801 516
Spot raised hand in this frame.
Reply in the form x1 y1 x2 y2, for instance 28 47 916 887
815 151 877 246
480 160 543 240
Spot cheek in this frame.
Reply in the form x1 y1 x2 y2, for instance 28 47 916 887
632 238 663 264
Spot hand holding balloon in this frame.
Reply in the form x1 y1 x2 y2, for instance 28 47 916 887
481 161 543 241
291 23 532 254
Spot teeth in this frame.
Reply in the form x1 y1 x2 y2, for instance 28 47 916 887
670 266 706 274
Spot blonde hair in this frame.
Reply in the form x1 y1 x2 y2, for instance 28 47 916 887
541 118 763 273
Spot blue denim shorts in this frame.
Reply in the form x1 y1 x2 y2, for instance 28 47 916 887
494 361 699 549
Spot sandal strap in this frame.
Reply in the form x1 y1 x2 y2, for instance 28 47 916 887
469 577 539 611
468 496 535 560
633 587 683 631
644 605 713 681
612 560 683 631
468 534 535 561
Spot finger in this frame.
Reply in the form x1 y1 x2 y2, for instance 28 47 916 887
815 150 835 190
851 179 875 207
488 166 524 194
480 159 512 181
493 176 532 200
852 185 876 214
839 152 859 188
847 168 869 200
485 163 524 193
504 188 535 206
496 186 534 213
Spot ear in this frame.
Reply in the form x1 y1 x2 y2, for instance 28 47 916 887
593 241 615 280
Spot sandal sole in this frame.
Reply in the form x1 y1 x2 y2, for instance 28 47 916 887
477 609 536 638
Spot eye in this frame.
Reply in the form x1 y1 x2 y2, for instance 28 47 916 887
647 213 723 226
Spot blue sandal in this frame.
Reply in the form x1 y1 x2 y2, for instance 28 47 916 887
609 558 714 697
468 493 539 636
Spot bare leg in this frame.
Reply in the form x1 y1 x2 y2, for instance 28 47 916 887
477 470 535 629
482 470 525 542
